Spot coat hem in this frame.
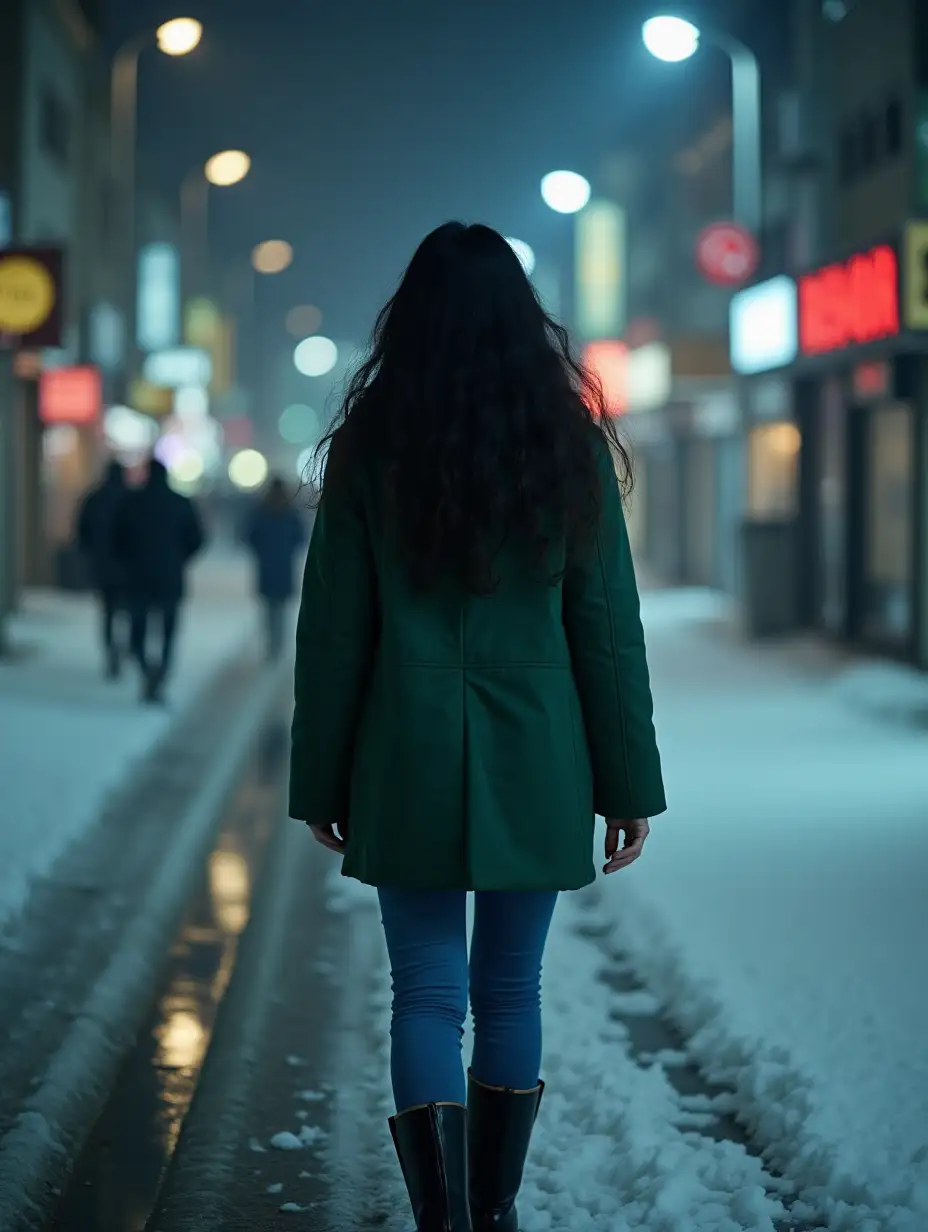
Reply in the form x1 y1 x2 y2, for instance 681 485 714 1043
339 866 597 893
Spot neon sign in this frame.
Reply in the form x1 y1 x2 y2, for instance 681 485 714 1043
583 341 627 415
798 244 899 356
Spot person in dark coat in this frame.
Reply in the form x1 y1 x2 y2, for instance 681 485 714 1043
245 477 305 660
114 458 205 703
76 460 129 679
289 223 666 1230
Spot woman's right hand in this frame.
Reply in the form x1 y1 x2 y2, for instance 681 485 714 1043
603 818 650 875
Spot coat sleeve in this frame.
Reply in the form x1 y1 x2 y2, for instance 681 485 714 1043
563 437 666 820
289 453 378 825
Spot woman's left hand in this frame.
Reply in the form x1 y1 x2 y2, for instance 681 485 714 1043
309 822 348 854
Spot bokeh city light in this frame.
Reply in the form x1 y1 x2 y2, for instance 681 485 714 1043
278 404 319 444
540 170 591 214
227 448 269 490
642 15 700 63
251 240 293 275
155 17 203 56
294 335 338 377
203 150 251 187
285 304 323 337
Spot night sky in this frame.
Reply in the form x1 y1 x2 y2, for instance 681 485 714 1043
103 0 762 382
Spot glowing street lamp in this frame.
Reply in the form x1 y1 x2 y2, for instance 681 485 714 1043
183 150 252 293
204 149 251 187
540 170 591 215
111 18 205 346
642 14 762 233
641 15 699 61
155 17 203 56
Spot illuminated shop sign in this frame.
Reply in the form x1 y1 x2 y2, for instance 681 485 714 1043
627 342 671 412
39 366 102 425
798 244 899 356
583 341 627 415
575 201 626 342
142 346 212 389
136 243 180 352
729 276 798 375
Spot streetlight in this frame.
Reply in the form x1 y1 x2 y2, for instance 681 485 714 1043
641 15 699 61
541 170 591 215
204 150 251 187
111 19 203 343
180 150 252 296
155 17 203 55
642 13 762 234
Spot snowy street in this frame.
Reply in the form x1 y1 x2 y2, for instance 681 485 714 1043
1 584 926 1231
0 551 263 930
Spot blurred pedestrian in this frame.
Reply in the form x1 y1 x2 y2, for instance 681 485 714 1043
244 477 306 660
114 458 205 704
76 460 129 679
290 223 666 1231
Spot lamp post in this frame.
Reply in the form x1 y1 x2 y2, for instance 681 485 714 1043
180 150 252 298
642 14 762 235
110 19 202 360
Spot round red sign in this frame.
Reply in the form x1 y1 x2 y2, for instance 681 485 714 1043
695 222 759 287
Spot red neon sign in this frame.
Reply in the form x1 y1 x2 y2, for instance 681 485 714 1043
798 244 899 356
39 366 102 426
583 341 627 416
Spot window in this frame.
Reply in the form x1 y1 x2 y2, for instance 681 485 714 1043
40 88 70 167
885 97 903 157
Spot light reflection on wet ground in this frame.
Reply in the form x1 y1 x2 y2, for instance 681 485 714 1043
50 720 286 1232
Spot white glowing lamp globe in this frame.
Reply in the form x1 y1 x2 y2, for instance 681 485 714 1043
642 15 700 63
540 171 591 215
505 238 536 276
228 448 268 490
294 335 338 377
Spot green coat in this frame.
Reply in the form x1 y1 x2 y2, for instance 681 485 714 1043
289 432 666 891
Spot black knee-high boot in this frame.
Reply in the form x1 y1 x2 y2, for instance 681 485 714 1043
466 1072 544 1231
389 1101 472 1230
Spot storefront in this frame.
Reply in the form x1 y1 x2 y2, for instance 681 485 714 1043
733 230 928 664
624 339 738 590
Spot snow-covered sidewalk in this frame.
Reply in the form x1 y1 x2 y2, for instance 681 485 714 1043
318 591 926 1228
0 551 264 931
605 588 928 1231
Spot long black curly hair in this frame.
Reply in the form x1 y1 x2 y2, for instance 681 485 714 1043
314 222 632 595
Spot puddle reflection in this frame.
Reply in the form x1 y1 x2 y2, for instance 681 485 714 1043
51 722 285 1232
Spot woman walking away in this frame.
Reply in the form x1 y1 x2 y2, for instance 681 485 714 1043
290 223 666 1230
246 477 305 660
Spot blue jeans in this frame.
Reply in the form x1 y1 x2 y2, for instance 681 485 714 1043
378 889 559 1113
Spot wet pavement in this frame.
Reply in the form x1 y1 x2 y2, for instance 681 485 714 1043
0 656 265 1151
5 675 831 1230
49 720 288 1232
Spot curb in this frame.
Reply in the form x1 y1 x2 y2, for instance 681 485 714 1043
0 658 291 1232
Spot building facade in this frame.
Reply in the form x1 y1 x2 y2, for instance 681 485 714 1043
0 0 118 594
729 0 928 666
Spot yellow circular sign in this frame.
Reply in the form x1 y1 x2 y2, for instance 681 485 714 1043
0 256 56 334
